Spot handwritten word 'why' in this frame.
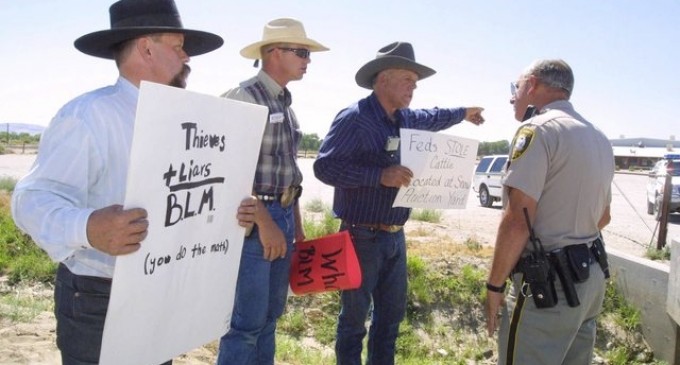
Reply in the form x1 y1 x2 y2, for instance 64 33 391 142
294 246 347 290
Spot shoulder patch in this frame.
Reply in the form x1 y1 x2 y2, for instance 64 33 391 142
510 126 536 161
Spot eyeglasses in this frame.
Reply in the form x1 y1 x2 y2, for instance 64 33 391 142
269 47 310 59
510 81 520 97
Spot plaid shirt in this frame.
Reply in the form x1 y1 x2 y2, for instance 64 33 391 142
223 71 302 194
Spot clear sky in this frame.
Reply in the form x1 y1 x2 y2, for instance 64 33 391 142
1 0 678 143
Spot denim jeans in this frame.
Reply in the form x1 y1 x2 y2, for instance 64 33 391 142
54 264 173 365
335 225 407 365
217 201 295 365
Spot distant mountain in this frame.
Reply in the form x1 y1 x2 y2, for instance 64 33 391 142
0 123 46 135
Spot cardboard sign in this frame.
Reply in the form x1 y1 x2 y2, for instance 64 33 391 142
99 82 267 365
393 128 479 209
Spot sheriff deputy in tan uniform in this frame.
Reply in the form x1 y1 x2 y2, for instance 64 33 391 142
484 59 615 365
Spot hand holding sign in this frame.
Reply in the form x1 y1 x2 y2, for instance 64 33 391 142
380 165 414 188
393 129 479 209
236 196 257 229
86 205 148 256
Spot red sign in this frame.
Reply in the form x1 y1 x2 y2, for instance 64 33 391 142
289 230 362 295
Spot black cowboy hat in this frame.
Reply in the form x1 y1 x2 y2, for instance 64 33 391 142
355 42 436 90
74 0 223 59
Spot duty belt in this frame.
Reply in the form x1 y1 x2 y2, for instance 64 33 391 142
513 240 597 275
511 238 608 308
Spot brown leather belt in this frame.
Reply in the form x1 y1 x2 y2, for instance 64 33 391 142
353 223 403 233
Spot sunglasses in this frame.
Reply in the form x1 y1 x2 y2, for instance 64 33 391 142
510 81 520 97
270 47 311 59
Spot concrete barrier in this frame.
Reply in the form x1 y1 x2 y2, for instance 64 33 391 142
608 242 679 364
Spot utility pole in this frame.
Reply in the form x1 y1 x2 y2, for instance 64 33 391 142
657 171 671 249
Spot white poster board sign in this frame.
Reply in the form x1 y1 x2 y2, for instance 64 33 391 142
393 128 479 209
100 82 267 365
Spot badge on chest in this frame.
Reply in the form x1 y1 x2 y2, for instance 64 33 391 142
269 112 285 124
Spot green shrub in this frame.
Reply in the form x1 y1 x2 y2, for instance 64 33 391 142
603 279 641 331
304 198 326 213
645 246 670 261
303 207 340 240
0 289 53 322
410 209 442 223
463 237 482 252
406 256 432 305
0 192 56 283
0 177 16 192
395 320 430 359
276 334 331 365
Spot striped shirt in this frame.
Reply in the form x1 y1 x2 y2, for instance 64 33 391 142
314 93 467 225
12 77 137 278
222 70 302 194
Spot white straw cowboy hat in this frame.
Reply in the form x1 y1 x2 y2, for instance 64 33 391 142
355 41 436 89
240 18 329 60
74 0 223 59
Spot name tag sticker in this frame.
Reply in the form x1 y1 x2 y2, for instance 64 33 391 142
269 113 285 124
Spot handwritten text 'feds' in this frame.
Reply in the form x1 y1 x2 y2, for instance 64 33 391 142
162 122 228 227
408 133 471 158
144 239 230 275
404 133 472 206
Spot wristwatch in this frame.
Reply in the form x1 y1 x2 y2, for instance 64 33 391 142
486 281 507 293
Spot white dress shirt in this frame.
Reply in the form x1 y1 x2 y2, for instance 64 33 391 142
12 77 138 278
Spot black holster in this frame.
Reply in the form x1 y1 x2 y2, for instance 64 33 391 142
550 249 580 307
590 238 610 279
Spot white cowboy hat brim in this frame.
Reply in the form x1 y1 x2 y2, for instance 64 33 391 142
240 36 329 59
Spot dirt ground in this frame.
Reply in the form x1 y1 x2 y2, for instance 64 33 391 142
0 155 676 364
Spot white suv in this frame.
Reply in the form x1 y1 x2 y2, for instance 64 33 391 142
473 155 508 207
646 154 680 215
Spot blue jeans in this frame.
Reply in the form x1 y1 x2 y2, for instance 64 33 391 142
54 264 173 365
217 201 295 365
335 225 407 365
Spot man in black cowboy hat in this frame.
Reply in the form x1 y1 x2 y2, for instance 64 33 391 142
11 1 256 364
314 41 485 365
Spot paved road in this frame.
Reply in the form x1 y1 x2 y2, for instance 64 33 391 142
3 154 677 259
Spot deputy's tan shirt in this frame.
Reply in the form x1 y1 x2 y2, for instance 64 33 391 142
502 100 614 252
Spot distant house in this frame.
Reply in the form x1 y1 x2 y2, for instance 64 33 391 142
610 137 679 170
